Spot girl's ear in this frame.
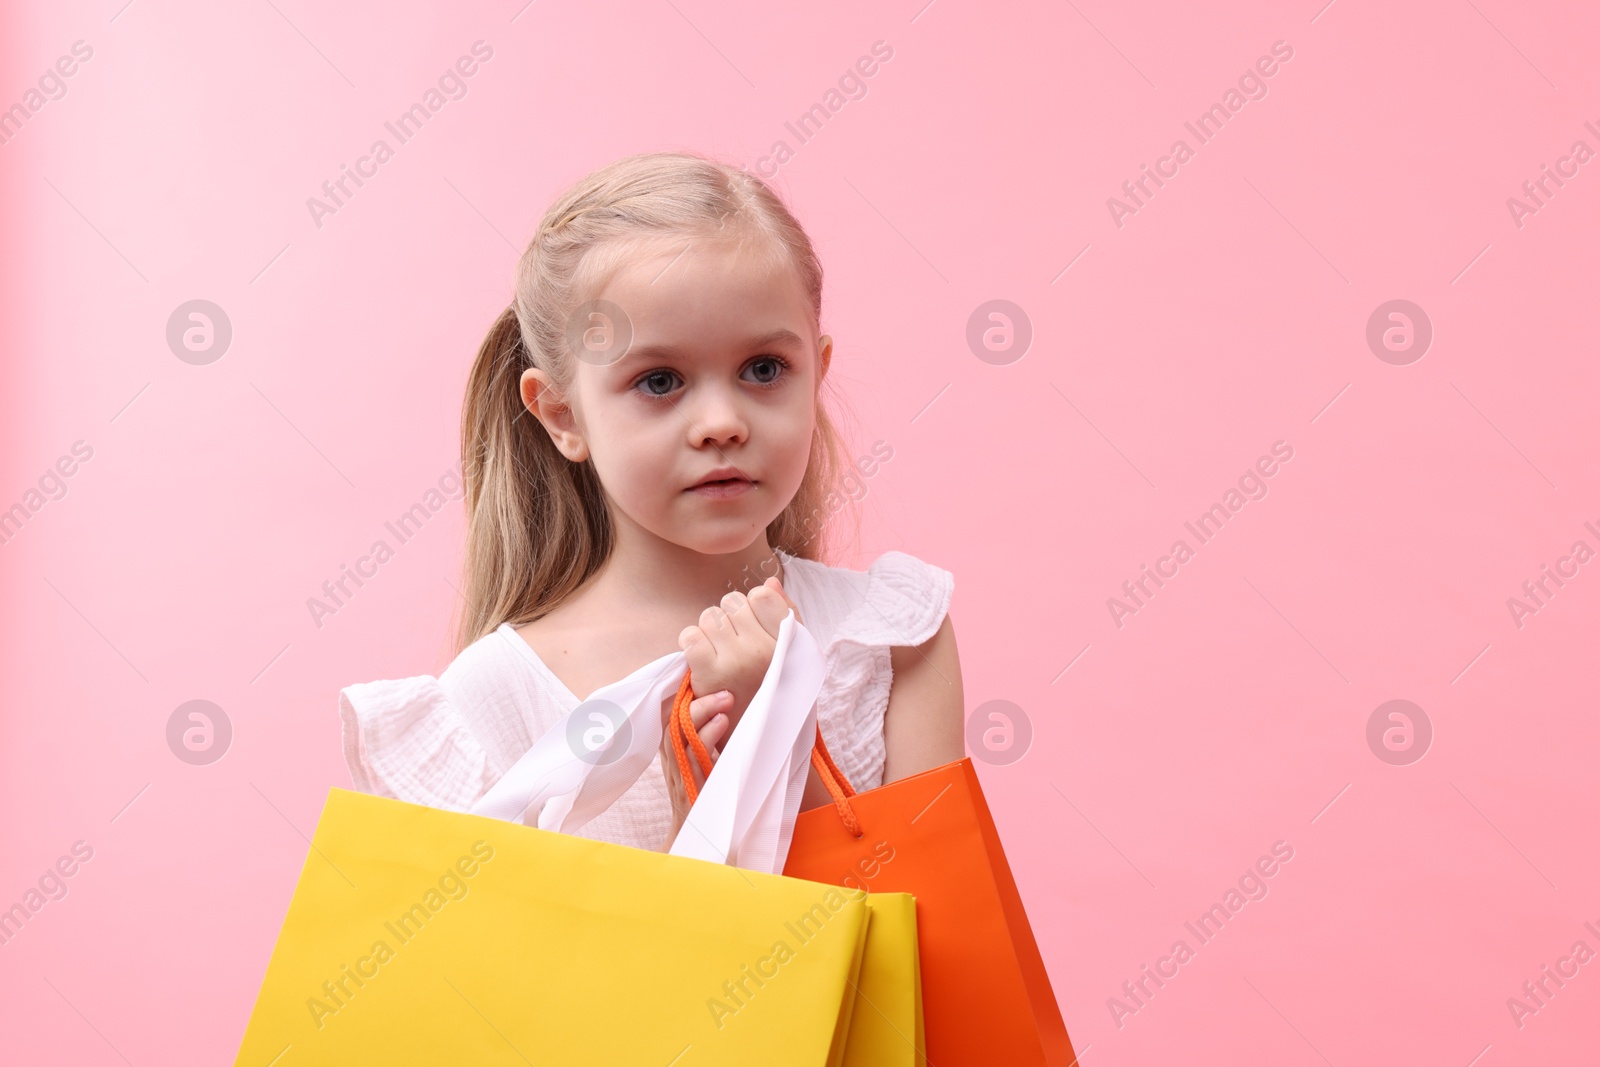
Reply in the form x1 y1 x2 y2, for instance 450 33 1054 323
817 334 833 380
520 367 589 462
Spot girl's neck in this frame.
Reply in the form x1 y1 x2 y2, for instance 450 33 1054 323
586 534 786 618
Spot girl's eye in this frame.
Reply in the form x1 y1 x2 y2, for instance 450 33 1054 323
633 356 792 398
638 370 678 397
743 355 791 387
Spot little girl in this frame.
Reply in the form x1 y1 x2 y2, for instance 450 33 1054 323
340 150 964 851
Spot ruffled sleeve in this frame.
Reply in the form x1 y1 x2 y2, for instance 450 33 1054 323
338 676 494 813
824 550 954 652
782 549 955 793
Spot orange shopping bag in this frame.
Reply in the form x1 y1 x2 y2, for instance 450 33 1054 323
665 679 1069 1064
779 745 1078 1066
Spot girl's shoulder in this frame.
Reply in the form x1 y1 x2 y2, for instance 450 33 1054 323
779 548 954 654
337 625 544 809
341 624 534 724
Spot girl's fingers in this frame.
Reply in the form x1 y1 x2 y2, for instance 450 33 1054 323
678 624 706 653
718 590 765 641
670 700 726 793
697 604 733 659
697 711 729 753
774 578 804 624
762 575 802 619
687 690 731 730
669 693 728 790
748 581 790 637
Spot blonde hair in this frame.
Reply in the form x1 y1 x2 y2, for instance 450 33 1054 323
456 151 857 652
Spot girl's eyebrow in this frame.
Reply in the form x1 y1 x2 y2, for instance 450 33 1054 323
614 328 806 368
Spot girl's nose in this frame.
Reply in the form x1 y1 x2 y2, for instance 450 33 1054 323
684 384 748 446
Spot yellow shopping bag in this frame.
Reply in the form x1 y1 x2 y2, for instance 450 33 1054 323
233 788 875 1066
848 894 926 1066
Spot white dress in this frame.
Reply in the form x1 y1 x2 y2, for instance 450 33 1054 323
339 549 954 852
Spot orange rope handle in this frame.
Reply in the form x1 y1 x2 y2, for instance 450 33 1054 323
671 667 865 837
810 726 856 798
669 672 714 804
809 723 862 838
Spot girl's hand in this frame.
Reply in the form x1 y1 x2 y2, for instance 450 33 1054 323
661 577 801 846
677 577 800 739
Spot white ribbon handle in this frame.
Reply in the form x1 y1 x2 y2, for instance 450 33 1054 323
469 610 826 876
667 611 826 874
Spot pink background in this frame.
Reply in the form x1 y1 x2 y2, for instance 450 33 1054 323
4 0 1598 1063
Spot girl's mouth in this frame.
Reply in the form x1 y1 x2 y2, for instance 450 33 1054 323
687 478 755 499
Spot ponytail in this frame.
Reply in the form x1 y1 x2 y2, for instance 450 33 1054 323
455 304 611 651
